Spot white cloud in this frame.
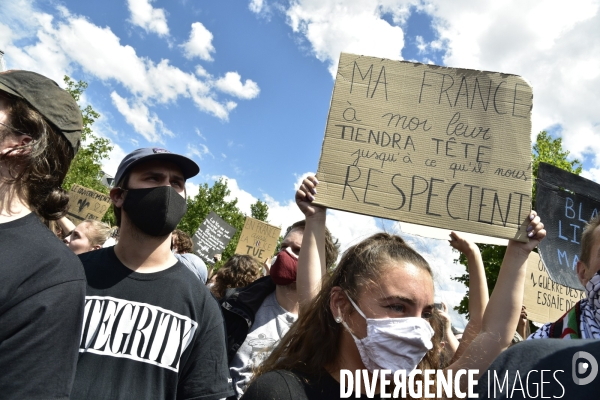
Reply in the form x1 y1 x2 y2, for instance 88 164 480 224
249 0 265 14
186 143 213 160
127 0 169 37
326 210 382 251
216 173 267 212
1 2 258 142
186 181 201 199
214 72 260 99
581 168 600 184
195 65 210 78
110 92 173 143
284 1 410 76
102 143 128 179
415 35 427 53
180 22 215 61
195 128 207 141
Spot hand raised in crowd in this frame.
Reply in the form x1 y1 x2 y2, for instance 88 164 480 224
448 231 489 364
510 210 546 252
294 175 328 310
516 305 529 339
263 257 271 276
295 176 325 219
436 302 452 331
449 231 479 256
436 302 460 359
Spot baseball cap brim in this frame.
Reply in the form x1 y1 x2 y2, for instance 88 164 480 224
114 148 200 186
0 81 21 98
0 70 83 154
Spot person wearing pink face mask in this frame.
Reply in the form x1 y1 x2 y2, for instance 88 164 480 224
221 176 339 399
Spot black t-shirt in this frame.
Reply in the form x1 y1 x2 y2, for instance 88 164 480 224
72 247 234 400
0 213 86 399
476 339 600 399
241 370 383 400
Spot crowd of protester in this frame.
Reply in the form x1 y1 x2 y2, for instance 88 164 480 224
1 69 599 399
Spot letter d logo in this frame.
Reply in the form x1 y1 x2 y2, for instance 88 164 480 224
572 351 598 385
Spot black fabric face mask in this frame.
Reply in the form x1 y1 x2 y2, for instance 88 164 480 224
122 186 187 236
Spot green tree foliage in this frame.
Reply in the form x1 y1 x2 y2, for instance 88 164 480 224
62 77 112 195
250 200 269 222
453 131 583 317
531 131 583 209
61 76 114 225
178 178 271 270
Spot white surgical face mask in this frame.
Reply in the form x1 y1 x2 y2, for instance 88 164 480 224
341 294 434 373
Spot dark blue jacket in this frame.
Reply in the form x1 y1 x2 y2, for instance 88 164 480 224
220 276 276 363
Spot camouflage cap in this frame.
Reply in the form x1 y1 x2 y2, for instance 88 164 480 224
0 70 82 153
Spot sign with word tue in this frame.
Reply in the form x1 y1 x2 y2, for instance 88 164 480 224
315 53 533 242
536 162 600 289
67 184 112 224
524 251 585 324
235 217 281 262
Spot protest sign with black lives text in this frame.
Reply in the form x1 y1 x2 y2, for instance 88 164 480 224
536 162 600 289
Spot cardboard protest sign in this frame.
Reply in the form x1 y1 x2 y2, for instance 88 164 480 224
235 217 281 262
524 251 585 324
315 53 533 242
67 184 112 224
536 162 600 289
193 211 237 264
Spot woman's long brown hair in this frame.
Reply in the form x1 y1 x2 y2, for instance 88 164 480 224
253 232 443 386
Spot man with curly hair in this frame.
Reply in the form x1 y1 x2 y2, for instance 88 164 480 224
0 70 86 399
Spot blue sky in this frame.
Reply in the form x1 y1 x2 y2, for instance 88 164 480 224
2 0 599 326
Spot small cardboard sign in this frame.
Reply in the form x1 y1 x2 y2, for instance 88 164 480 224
67 184 112 224
315 53 533 242
193 211 237 264
536 163 600 289
524 251 585 324
235 217 281 262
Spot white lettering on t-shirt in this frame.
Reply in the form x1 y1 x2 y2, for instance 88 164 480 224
79 296 197 372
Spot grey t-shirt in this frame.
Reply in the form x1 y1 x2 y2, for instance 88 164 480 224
175 253 208 283
229 291 297 398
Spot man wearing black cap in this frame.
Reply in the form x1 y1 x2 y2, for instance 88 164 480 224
0 70 86 398
71 148 234 400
